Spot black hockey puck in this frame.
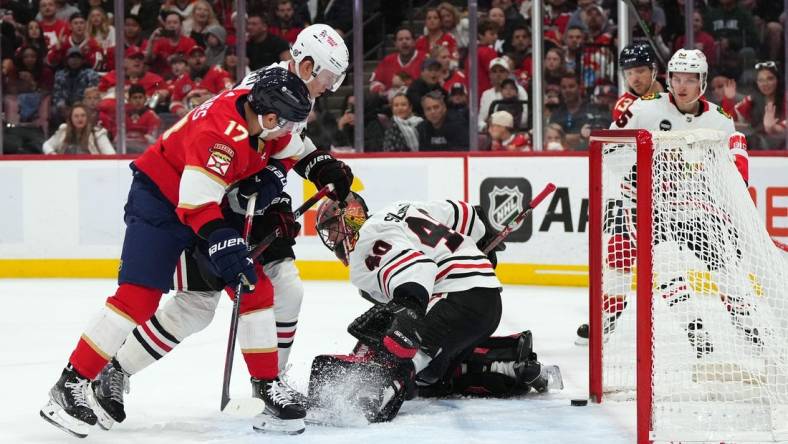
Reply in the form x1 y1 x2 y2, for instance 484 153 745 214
571 399 588 406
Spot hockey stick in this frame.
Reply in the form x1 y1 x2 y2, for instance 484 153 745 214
482 183 557 254
220 184 334 412
622 0 667 69
221 192 258 411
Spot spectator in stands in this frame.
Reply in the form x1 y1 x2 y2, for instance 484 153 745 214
487 8 507 53
222 46 247 82
86 7 114 50
437 2 468 50
494 0 528 37
370 27 426 96
43 102 115 154
23 20 50 55
447 82 469 119
125 0 160 34
123 84 161 152
269 0 305 45
160 53 188 107
81 86 102 123
753 0 783 62
416 8 459 61
544 0 573 44
417 89 469 151
631 0 666 42
406 58 444 117
489 78 527 131
479 56 528 131
104 14 148 68
484 110 529 151
246 13 290 71
14 46 55 93
3 57 50 153
145 11 197 77
544 47 567 87
162 0 196 21
46 12 102 70
581 4 613 45
79 0 114 16
385 72 412 102
507 24 532 85
432 45 466 93
723 61 786 150
183 0 219 47
98 46 164 99
331 93 386 151
37 0 81 22
38 0 69 50
705 0 758 59
169 45 232 116
566 0 596 30
543 84 562 124
544 123 567 151
382 93 423 152
476 19 500 96
550 72 593 150
52 47 100 123
673 11 717 67
710 72 745 110
563 25 584 73
313 0 353 35
204 24 228 67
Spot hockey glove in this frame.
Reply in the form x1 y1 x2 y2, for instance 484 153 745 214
348 303 394 348
295 150 353 201
382 304 422 360
253 192 301 245
207 228 257 290
237 159 288 215
473 205 505 268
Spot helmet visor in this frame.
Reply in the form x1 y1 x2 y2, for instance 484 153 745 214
313 68 346 92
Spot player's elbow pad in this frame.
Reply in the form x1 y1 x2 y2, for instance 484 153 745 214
391 282 429 315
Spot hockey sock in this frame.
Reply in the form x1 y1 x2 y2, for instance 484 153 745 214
238 308 278 380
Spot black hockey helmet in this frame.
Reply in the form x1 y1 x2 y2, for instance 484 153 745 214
247 67 311 125
619 43 658 71
316 192 369 266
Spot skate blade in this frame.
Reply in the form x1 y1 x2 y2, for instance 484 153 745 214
40 400 92 438
92 404 116 431
544 365 565 391
252 414 305 435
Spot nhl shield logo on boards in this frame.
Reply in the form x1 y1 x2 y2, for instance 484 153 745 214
480 177 533 243
488 186 524 232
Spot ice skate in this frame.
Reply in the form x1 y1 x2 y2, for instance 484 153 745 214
40 365 97 438
251 377 306 435
91 358 130 430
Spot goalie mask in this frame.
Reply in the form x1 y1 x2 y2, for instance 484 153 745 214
316 192 369 265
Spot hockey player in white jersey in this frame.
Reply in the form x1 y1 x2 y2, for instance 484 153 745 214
88 24 350 436
580 48 762 357
304 193 562 423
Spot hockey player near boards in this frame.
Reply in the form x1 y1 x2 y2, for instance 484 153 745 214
306 193 562 422
39 67 349 438
86 24 352 436
612 43 663 121
578 49 759 358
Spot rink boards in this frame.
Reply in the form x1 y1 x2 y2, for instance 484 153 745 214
0 152 786 285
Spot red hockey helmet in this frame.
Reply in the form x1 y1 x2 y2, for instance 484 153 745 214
316 192 369 265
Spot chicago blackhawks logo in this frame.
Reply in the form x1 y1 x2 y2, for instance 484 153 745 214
488 186 524 232
206 143 234 176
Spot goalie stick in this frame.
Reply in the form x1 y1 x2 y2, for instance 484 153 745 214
220 184 334 412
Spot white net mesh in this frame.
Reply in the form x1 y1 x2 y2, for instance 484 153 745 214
598 129 788 442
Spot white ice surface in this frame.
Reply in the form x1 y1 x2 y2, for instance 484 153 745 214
0 279 635 443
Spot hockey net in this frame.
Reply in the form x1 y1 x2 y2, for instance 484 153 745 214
588 129 788 443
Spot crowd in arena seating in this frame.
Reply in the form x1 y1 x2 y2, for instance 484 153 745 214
0 0 786 154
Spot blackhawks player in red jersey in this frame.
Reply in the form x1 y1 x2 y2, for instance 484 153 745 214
83 23 352 437
38 67 344 438
612 43 663 122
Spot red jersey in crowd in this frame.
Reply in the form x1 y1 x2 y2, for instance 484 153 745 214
477 45 498 97
99 70 164 96
415 33 458 59
441 69 467 93
104 41 149 68
46 36 103 69
169 66 233 114
370 50 426 93
39 19 68 50
149 35 197 76
269 25 302 45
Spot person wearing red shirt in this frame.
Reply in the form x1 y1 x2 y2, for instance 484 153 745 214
169 45 234 116
370 28 426 95
99 84 162 152
432 45 466 93
415 8 459 61
97 47 165 117
673 11 717 68
46 12 103 70
104 14 149 69
145 10 198 77
487 110 530 151
38 0 68 50
268 0 304 45
476 20 500 98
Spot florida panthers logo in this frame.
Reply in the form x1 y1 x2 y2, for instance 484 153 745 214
487 186 524 232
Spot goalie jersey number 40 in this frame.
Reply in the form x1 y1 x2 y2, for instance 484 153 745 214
349 200 502 305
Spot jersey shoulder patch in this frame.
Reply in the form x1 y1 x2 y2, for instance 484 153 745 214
641 92 661 101
716 106 732 119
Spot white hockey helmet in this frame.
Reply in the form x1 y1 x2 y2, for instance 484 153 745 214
291 24 349 92
667 49 708 98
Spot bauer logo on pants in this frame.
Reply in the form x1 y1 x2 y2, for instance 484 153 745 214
480 178 532 243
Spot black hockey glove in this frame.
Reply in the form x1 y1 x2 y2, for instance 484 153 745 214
348 303 394 348
252 192 301 245
473 205 505 268
207 228 257 290
237 159 288 214
294 150 353 201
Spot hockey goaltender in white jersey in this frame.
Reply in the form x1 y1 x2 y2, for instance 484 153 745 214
349 199 501 304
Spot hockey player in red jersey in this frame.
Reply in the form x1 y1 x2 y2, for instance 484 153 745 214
39 68 319 438
612 43 663 122
85 23 353 436
302 193 563 423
